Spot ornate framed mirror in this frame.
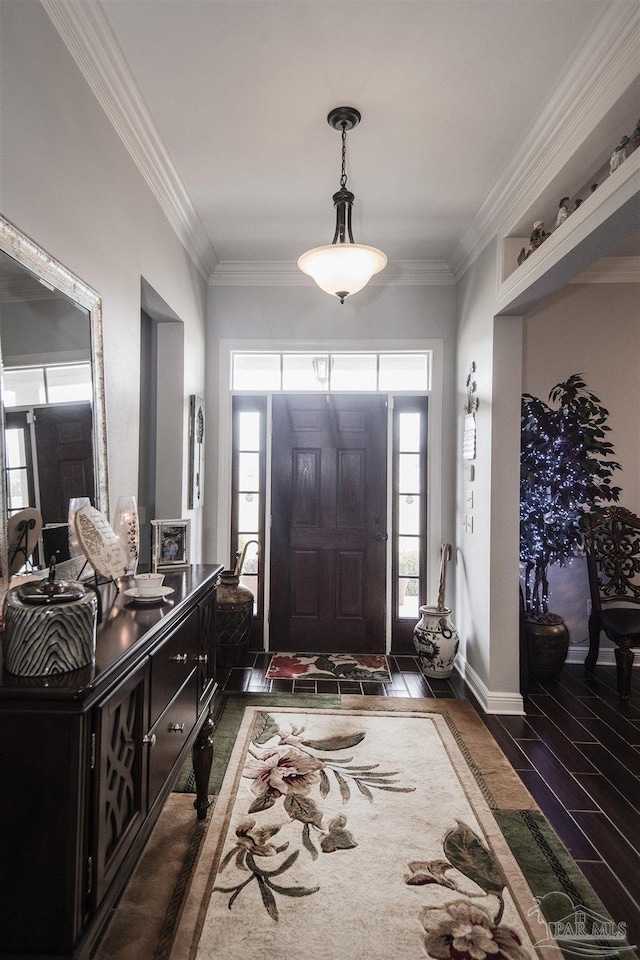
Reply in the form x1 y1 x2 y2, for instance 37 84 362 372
0 214 109 590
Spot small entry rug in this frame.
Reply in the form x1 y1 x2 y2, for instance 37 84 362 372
266 652 391 682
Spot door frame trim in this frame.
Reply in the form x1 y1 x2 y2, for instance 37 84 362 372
216 339 444 650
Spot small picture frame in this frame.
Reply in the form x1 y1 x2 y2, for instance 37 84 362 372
151 519 191 570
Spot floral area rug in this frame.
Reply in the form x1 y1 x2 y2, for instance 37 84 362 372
266 652 391 682
170 702 610 960
97 695 630 960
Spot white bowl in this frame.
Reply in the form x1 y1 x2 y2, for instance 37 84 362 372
134 572 165 596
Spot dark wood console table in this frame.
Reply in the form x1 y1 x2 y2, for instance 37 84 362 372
0 563 223 960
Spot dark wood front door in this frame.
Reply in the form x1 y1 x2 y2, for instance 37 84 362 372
270 394 387 653
34 402 94 523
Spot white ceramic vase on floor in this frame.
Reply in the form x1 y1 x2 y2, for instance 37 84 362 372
413 604 460 678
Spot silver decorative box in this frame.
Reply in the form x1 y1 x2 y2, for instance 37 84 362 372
3 578 98 677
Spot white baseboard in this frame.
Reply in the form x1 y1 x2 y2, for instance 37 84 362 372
454 653 525 715
566 644 616 665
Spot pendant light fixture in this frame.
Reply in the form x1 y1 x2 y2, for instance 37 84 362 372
298 107 387 304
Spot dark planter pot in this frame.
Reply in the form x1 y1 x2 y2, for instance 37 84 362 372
215 571 254 668
524 614 570 682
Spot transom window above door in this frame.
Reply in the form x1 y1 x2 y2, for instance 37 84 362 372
231 351 431 393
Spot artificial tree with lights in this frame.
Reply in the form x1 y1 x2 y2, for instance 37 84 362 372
520 374 622 624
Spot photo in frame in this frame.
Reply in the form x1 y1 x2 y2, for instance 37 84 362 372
188 394 205 509
151 519 191 570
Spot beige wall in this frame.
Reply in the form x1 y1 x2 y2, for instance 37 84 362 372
523 280 640 646
1 0 209 556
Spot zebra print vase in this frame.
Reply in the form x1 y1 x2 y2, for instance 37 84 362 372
3 589 98 677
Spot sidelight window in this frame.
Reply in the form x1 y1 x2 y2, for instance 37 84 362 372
393 398 428 634
231 397 266 623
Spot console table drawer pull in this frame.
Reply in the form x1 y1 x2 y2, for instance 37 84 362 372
168 723 185 733
142 733 157 748
169 653 188 663
194 654 208 662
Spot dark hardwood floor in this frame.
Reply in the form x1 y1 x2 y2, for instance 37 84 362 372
219 652 640 951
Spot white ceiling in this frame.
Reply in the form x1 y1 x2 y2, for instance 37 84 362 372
49 0 639 279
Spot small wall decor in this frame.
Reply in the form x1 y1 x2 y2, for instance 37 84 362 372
152 518 191 570
463 361 478 460
188 395 205 509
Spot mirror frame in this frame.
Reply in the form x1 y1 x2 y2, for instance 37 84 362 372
0 213 109 587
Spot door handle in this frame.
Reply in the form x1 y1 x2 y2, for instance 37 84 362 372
374 533 389 542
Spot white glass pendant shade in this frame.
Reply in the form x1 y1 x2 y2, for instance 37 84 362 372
298 243 387 302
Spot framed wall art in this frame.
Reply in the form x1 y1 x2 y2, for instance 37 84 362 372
188 394 205 509
151 518 191 570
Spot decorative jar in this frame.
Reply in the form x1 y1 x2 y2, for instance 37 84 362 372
215 571 254 668
3 577 98 676
413 604 460 678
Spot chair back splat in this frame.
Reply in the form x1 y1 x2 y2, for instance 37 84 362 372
581 506 640 700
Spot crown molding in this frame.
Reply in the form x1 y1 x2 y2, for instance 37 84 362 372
41 0 218 281
209 259 454 286
449 3 640 281
571 256 640 283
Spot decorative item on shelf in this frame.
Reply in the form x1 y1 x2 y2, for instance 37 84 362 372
609 134 630 174
529 220 549 252
630 118 640 153
520 374 622 682
462 361 478 460
74 503 127 584
517 220 549 266
555 197 571 227
2 558 98 677
68 496 91 559
413 543 460 679
7 508 43 576
112 495 140 575
215 540 259 668
188 395 205 509
151 518 191 570
298 107 387 304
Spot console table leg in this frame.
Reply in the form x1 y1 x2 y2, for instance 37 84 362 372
192 713 214 820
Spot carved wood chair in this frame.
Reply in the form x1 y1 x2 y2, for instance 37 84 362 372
581 507 640 700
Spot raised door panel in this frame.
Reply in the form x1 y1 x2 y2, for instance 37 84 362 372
92 661 148 907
